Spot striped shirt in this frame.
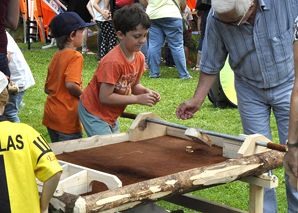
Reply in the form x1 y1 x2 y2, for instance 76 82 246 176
200 0 298 89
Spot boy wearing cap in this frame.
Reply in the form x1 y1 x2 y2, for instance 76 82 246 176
0 72 62 213
42 12 96 142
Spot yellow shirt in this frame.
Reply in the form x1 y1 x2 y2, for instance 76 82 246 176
0 121 63 213
146 0 181 20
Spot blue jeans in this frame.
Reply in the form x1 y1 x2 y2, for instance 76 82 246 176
148 18 191 78
78 100 120 137
235 75 298 213
4 91 25 123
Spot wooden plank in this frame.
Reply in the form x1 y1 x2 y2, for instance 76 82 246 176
165 194 247 213
241 173 278 189
238 134 269 158
49 132 129 155
129 112 167 141
249 184 264 213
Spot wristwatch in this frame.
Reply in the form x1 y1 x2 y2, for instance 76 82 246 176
286 139 298 148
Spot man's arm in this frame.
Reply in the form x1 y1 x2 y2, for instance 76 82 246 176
179 0 186 12
65 82 83 98
176 71 218 120
284 41 298 178
5 0 20 30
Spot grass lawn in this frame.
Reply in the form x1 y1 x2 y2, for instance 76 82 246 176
10 31 288 212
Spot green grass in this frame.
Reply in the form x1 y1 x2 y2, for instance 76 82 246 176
12 34 287 212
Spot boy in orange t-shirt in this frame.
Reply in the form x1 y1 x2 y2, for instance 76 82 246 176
79 5 161 137
42 12 96 142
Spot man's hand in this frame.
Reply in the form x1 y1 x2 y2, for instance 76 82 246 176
176 98 201 120
283 149 298 191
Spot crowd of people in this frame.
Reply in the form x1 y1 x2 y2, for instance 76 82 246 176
2 0 298 212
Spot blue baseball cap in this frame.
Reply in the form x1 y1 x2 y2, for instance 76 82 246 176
49 12 96 37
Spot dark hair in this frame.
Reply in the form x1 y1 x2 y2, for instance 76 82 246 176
113 4 151 35
55 30 78 50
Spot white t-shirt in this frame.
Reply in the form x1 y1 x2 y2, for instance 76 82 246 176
91 0 112 22
6 32 35 92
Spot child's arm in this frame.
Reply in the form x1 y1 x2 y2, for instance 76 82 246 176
40 171 62 213
99 82 160 107
65 82 83 98
132 80 161 105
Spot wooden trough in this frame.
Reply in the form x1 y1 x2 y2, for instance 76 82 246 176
40 112 284 213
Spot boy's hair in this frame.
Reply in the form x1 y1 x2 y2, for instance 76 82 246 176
113 4 151 35
55 30 78 50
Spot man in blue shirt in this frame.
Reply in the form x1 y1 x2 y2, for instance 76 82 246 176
176 0 298 212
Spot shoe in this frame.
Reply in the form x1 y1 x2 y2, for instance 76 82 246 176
190 65 200 71
171 210 184 213
82 49 96 55
180 75 193 79
149 74 161 78
167 64 176 68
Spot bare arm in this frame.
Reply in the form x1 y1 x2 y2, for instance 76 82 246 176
65 82 83 98
139 0 148 8
40 172 62 213
179 0 186 12
176 71 218 120
284 41 298 177
93 0 110 20
86 0 95 22
5 0 20 30
99 82 160 107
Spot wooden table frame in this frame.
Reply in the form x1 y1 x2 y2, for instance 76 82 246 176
43 112 283 213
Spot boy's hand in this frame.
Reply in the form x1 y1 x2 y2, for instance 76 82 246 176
137 93 160 107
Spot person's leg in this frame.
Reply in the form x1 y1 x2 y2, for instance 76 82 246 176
47 127 59 143
235 76 277 213
4 91 25 123
96 23 103 60
163 18 191 79
107 21 117 53
100 21 109 58
148 20 164 78
82 28 88 53
270 77 298 213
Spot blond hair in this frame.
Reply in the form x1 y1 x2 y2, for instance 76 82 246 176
0 88 9 107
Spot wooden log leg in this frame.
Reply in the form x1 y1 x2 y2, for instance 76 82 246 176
249 184 264 213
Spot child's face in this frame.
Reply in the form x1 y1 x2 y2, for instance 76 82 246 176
72 28 85 48
120 24 148 53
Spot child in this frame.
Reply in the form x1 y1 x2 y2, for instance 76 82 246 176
0 72 62 213
91 0 118 61
42 12 96 142
78 4 161 137
5 31 35 123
